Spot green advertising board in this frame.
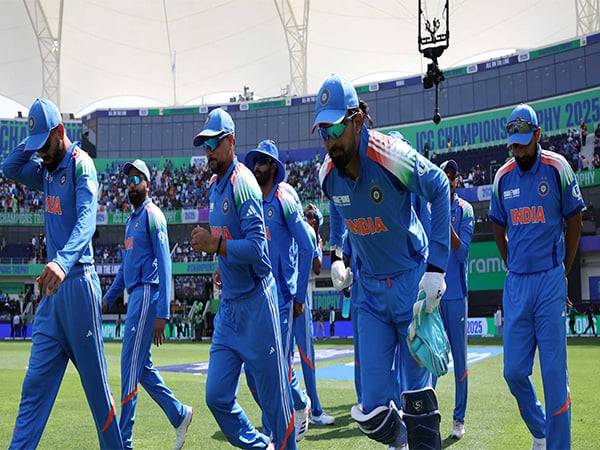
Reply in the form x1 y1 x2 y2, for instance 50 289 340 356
380 87 600 152
467 241 507 291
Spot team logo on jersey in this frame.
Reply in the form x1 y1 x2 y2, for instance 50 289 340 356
28 116 35 131
267 207 274 218
538 180 549 197
222 200 230 214
320 89 330 106
369 186 383 204
60 174 66 185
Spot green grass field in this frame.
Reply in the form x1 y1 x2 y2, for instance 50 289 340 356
1 338 598 449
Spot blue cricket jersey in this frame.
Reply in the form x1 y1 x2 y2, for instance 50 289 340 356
104 198 172 319
2 139 97 274
208 158 271 300
263 183 314 305
320 128 450 278
489 147 585 274
443 195 474 300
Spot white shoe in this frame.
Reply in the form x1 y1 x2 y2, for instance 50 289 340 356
295 396 311 442
532 436 547 450
310 411 335 426
174 405 194 450
389 445 408 450
450 420 465 439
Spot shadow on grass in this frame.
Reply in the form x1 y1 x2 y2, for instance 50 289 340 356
303 403 363 441
210 431 228 442
442 435 461 448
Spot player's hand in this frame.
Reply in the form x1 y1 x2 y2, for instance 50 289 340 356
153 318 166 346
37 262 65 297
331 260 353 291
419 272 446 313
102 300 108 313
191 226 218 253
293 300 304 318
213 267 222 288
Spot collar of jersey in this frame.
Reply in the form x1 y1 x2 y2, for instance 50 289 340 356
215 157 238 193
265 183 278 203
56 142 79 171
132 198 151 217
517 145 542 176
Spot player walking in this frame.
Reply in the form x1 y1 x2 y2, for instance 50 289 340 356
103 159 193 449
3 98 123 449
433 160 474 440
315 75 450 449
191 108 296 450
489 104 584 450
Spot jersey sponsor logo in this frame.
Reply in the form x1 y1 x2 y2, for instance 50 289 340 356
503 188 520 199
124 236 134 250
45 195 62 215
211 226 233 240
332 195 351 207
345 216 389 236
510 206 546 225
538 180 549 197
369 186 383 204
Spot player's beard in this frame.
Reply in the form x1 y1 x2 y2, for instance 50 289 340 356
329 144 353 172
253 167 271 186
128 189 145 208
515 153 536 172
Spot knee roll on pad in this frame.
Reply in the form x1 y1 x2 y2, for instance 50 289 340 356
351 401 403 445
401 388 441 450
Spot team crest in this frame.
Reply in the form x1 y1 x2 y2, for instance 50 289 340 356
60 174 66 185
267 207 274 218
28 116 35 131
538 180 549 197
222 199 230 214
369 186 383 204
320 89 330 106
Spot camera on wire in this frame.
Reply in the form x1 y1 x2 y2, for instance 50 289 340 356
422 62 445 90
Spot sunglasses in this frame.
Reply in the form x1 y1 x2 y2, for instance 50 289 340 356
318 112 357 141
128 175 144 186
506 119 538 136
254 155 273 166
203 133 231 152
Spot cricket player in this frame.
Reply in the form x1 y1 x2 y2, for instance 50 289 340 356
489 104 584 450
292 204 335 425
102 159 193 449
434 159 474 440
315 75 450 449
190 108 296 450
2 98 123 449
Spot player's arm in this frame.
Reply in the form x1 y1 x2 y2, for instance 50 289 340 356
489 170 508 265
453 203 475 263
311 229 323 275
149 210 172 320
564 212 582 275
103 264 125 311
1 139 44 191
404 151 450 272
492 223 508 265
53 155 98 275
328 200 344 262
286 209 315 305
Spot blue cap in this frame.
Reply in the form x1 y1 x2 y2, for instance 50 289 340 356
193 108 235 147
507 104 538 147
312 74 358 131
24 98 62 151
123 159 151 181
440 159 459 176
244 140 286 184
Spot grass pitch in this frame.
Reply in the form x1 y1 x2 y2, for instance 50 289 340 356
0 338 598 449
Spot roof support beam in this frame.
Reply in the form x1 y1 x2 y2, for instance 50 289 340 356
273 0 310 96
575 0 600 36
23 0 63 107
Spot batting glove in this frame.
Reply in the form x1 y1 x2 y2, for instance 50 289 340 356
331 260 353 291
419 272 446 313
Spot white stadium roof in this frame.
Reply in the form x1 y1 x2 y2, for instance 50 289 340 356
0 0 582 115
